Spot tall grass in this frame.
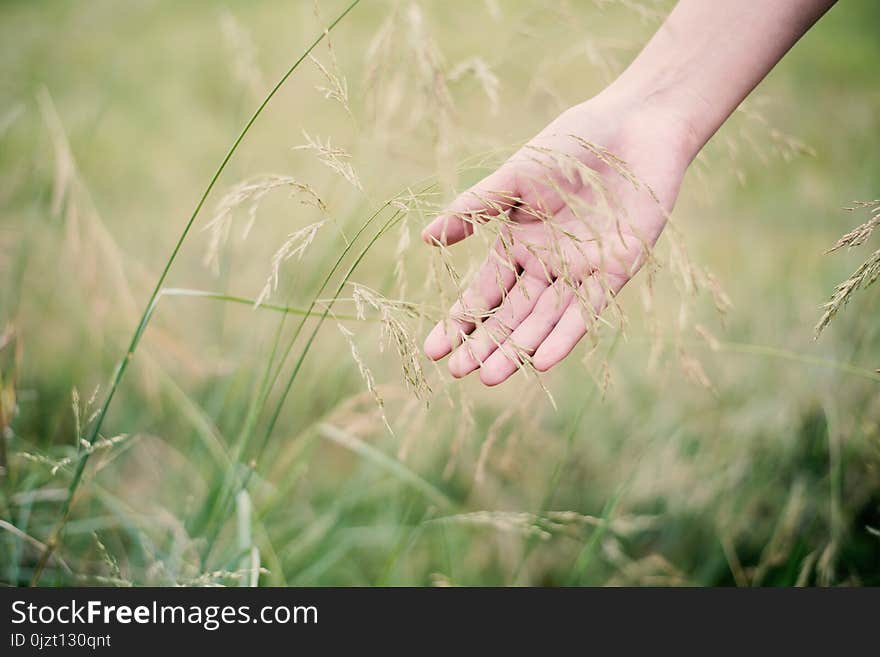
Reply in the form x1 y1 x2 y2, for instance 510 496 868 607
1 0 878 587
29 0 364 584
816 201 880 337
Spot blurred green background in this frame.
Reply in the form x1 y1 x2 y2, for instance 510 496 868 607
1 0 878 586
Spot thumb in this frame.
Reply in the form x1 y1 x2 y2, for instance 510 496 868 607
422 167 518 247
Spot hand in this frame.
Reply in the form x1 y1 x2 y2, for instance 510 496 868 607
421 94 696 386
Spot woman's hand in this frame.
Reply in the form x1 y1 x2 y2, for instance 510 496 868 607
421 95 696 385
422 0 836 386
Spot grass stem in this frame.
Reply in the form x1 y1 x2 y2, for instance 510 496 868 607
30 0 363 585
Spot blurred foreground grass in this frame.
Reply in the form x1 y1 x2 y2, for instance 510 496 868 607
0 0 878 585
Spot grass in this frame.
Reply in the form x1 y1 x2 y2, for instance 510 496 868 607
27 0 363 584
1 0 878 586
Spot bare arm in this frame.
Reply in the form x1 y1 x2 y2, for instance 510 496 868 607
607 0 837 159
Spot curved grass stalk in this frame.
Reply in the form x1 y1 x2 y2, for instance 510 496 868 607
31 0 363 585
261 209 409 449
160 288 439 322
189 200 402 548
318 424 453 511
191 179 432 560
160 288 365 322
638 336 880 383
197 205 414 562
709 340 880 383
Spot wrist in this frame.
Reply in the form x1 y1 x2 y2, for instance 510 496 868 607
583 76 711 167
586 77 707 166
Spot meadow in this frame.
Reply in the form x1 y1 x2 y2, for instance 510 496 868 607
1 0 878 586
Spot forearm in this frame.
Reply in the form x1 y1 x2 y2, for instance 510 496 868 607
599 0 837 160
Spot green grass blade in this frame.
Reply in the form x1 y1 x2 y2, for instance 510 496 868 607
30 0 363 585
318 424 453 511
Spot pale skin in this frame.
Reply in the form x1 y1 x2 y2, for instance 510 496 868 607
422 0 838 386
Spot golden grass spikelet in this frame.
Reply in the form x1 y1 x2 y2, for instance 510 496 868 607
335 322 393 437
405 4 452 109
293 131 363 191
393 217 411 298
309 1 351 116
703 270 734 317
351 284 431 400
92 532 126 584
430 510 661 542
71 387 81 445
389 188 443 300
404 3 456 160
570 135 645 196
255 219 327 307
309 53 352 116
203 175 325 275
363 12 397 103
827 201 880 253
816 200 880 337
431 511 553 540
443 388 474 480
815 247 880 336
18 433 128 476
71 385 101 445
734 100 817 168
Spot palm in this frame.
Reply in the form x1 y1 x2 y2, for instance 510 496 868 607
422 100 689 386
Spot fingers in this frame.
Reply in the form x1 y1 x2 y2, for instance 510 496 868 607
447 271 550 378
531 275 623 373
421 167 517 247
478 280 577 386
423 240 519 360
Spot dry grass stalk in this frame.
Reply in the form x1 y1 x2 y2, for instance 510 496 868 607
443 388 474 480
335 323 393 437
390 187 439 299
393 216 411 298
310 55 352 116
363 12 398 118
202 175 325 274
351 284 431 400
816 249 880 336
736 100 817 163
827 201 880 253
18 433 128 477
816 201 880 336
309 0 351 116
255 220 327 307
293 131 363 191
93 531 127 584
363 5 455 165
430 510 660 542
